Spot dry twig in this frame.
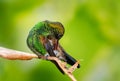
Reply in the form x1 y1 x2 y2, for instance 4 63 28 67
0 47 38 60
0 47 79 81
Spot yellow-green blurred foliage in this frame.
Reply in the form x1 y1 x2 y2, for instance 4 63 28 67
0 0 120 81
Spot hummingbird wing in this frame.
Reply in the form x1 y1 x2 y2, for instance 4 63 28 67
58 44 80 68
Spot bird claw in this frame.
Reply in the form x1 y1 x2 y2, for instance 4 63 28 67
38 55 49 60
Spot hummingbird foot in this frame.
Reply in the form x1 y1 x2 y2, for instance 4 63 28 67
38 55 45 59
38 54 49 60
44 53 50 60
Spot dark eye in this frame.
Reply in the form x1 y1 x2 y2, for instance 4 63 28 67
58 34 63 39
59 34 63 37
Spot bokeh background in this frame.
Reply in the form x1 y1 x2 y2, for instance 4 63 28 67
0 0 120 81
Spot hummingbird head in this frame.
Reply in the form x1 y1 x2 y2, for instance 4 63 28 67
45 20 65 40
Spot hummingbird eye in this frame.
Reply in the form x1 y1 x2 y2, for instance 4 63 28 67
57 34 63 39
59 34 63 37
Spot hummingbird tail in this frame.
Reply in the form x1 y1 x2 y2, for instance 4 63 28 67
63 51 80 68
51 60 65 74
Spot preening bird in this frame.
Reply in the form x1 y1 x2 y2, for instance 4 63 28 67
27 20 80 74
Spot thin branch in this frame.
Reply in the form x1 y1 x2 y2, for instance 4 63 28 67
0 47 38 60
0 47 79 81
47 56 79 81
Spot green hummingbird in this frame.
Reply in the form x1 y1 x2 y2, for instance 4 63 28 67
27 20 80 74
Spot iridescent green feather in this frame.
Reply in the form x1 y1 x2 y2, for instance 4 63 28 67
27 22 48 55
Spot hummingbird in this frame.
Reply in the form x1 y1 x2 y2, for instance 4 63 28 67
27 20 80 74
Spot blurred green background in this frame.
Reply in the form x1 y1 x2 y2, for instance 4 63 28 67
0 0 120 81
